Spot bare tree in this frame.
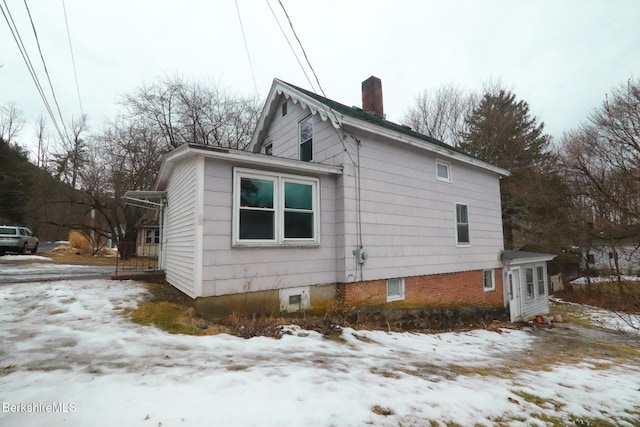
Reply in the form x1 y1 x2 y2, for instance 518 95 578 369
52 115 89 188
34 114 50 169
403 84 478 146
562 78 640 281
0 102 25 144
120 76 261 150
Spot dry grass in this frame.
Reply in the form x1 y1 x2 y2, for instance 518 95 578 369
129 301 229 336
555 280 640 314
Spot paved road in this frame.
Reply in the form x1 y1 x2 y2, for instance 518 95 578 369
0 260 114 284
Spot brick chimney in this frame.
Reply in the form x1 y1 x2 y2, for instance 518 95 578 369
362 76 383 117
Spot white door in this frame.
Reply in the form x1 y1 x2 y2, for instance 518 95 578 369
508 268 522 322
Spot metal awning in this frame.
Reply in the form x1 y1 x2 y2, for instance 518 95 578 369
124 191 167 209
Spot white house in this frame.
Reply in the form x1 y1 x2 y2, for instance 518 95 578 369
146 76 552 321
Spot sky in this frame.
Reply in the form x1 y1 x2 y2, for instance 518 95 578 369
1 272 639 426
1 0 639 157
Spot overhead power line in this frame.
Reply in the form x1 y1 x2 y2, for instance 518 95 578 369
62 0 83 116
234 0 259 98
23 0 72 142
0 0 68 145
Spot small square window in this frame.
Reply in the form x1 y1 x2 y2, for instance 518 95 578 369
263 142 273 156
289 294 302 304
483 269 495 291
436 160 451 182
387 278 405 302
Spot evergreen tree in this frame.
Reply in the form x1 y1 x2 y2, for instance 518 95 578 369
461 88 571 252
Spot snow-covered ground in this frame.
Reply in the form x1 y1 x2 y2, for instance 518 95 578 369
1 278 639 426
570 275 640 285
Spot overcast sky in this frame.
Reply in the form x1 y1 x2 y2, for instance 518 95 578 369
1 0 639 156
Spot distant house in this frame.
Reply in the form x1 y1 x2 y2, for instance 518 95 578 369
583 237 640 276
141 76 553 321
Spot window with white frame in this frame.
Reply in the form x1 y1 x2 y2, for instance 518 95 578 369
483 269 495 291
525 267 534 300
436 159 451 182
536 265 545 297
145 229 160 244
387 278 405 302
455 203 470 246
299 116 313 162
263 141 273 156
234 169 319 245
282 101 288 117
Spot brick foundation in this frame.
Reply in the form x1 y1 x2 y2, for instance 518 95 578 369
337 269 504 307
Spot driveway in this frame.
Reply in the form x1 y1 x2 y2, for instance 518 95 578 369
0 257 113 284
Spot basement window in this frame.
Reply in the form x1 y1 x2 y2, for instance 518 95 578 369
289 294 302 305
387 278 405 302
483 269 495 291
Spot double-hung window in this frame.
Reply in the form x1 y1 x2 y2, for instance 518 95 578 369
145 229 160 244
234 169 319 245
483 269 495 291
536 266 546 297
299 116 313 162
525 267 534 300
455 203 470 246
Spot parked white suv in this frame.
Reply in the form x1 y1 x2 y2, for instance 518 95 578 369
0 226 39 255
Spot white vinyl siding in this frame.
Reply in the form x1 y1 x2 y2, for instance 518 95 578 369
260 98 344 166
516 262 550 320
337 132 504 283
164 158 199 297
200 158 338 297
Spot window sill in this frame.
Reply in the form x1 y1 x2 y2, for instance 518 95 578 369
232 242 320 249
483 287 495 292
456 243 471 248
386 295 405 303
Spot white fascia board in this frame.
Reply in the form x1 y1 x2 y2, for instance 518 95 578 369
157 144 342 190
505 255 557 266
249 79 343 151
341 116 511 177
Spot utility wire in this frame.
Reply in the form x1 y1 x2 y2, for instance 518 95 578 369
234 0 259 98
274 0 364 277
265 0 316 93
24 0 72 143
0 0 67 145
62 0 83 116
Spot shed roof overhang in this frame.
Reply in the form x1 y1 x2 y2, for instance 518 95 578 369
501 250 557 266
123 190 167 209
155 143 343 191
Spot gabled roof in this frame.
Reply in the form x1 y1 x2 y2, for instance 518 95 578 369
250 79 510 177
